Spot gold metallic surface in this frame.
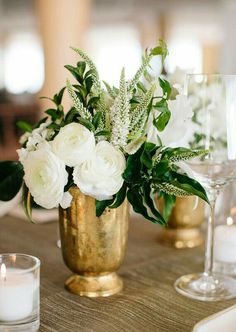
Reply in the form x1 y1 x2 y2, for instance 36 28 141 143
158 197 205 249
59 187 129 297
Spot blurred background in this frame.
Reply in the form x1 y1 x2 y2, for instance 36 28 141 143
0 0 235 160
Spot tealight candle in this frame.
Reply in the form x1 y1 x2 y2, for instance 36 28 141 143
214 217 236 263
0 254 40 331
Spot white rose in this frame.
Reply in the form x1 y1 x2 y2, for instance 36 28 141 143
23 148 68 209
51 123 95 167
60 191 73 209
73 141 126 200
17 122 54 162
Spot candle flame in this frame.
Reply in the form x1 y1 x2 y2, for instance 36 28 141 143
227 216 234 226
0 264 6 281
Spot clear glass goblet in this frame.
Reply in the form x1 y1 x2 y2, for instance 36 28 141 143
175 74 236 301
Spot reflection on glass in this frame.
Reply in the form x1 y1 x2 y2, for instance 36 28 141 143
175 74 236 301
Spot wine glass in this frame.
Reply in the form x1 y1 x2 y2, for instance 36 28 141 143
175 74 236 301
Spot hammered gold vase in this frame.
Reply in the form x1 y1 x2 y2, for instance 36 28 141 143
158 196 205 249
59 187 129 297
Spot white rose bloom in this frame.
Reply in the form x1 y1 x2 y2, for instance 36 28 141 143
52 123 95 167
60 191 73 209
23 148 68 209
73 141 126 200
17 122 54 162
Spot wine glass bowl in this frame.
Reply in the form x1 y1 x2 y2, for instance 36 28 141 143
175 74 236 301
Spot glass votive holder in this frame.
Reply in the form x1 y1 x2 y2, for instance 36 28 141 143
0 253 40 332
213 217 236 276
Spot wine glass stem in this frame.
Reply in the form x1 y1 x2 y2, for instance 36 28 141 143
204 190 218 277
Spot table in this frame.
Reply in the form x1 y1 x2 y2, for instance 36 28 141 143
0 214 235 332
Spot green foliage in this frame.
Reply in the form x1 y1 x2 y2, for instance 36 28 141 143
22 183 34 223
153 99 171 132
66 79 92 120
0 41 210 227
70 47 101 92
0 161 24 201
161 193 176 222
95 183 127 216
159 78 171 99
121 142 209 225
150 39 168 64
16 121 32 133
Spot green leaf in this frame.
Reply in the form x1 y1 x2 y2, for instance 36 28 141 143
159 78 171 99
140 142 156 169
137 82 147 93
92 112 102 129
77 117 95 132
39 96 55 104
94 130 111 138
55 87 66 105
96 197 114 217
162 194 176 222
85 76 93 93
74 85 87 101
16 121 32 133
64 65 83 84
150 39 168 64
109 183 127 209
127 186 162 224
153 111 171 132
142 183 166 225
77 61 86 76
84 69 96 80
153 160 169 178
47 123 61 131
22 183 34 223
123 146 143 183
153 98 168 111
168 147 208 163
45 108 60 121
0 161 24 201
64 108 79 124
170 171 209 204
88 96 100 109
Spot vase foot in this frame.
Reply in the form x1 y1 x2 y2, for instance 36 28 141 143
65 272 123 297
158 228 203 249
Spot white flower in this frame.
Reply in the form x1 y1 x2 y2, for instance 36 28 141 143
51 123 95 167
23 148 68 209
17 123 54 163
147 88 193 147
60 191 73 209
19 132 31 146
73 141 126 200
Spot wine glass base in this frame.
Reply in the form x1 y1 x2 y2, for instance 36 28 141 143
175 273 236 301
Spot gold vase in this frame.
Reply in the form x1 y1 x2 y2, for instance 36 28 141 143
59 187 129 297
158 196 205 249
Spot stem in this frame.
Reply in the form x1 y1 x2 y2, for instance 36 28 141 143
204 189 218 277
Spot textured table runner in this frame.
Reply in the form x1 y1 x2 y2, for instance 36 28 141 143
0 214 234 332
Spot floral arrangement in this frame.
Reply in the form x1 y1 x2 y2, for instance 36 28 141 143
0 41 208 224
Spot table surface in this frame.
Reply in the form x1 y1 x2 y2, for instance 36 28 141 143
0 213 235 332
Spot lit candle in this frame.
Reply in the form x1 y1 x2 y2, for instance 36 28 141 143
214 217 236 263
0 262 39 322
